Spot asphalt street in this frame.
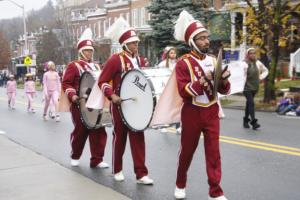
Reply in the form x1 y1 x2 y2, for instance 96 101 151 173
0 87 300 200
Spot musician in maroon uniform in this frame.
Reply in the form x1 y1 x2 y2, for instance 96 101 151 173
98 17 153 185
62 28 109 169
173 11 231 200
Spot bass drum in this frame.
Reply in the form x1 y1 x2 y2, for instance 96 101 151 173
78 71 111 129
119 69 156 132
142 67 172 99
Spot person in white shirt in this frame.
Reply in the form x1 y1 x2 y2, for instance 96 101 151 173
158 46 177 71
241 47 269 129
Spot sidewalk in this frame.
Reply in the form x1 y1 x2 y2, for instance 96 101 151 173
221 94 277 112
0 135 130 200
221 94 246 110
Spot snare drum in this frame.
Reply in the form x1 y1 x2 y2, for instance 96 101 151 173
119 69 156 132
78 71 111 129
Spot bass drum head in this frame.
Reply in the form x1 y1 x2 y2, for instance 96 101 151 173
119 69 156 132
78 71 102 129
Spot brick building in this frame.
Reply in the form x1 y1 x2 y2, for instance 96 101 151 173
57 0 152 63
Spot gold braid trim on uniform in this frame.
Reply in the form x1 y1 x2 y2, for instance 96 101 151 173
183 58 217 107
183 59 197 97
119 54 126 72
180 54 191 60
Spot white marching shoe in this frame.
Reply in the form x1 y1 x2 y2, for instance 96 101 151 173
70 159 80 167
208 195 228 200
43 114 48 121
55 115 60 122
137 176 154 185
174 187 186 199
96 161 109 168
114 171 125 182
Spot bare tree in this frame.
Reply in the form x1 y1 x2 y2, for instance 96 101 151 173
0 31 11 70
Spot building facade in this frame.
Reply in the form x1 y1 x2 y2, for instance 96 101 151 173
57 0 152 63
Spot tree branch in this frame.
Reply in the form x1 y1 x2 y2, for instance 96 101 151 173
244 0 257 15
280 2 300 19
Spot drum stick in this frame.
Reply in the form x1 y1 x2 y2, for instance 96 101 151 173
121 97 137 102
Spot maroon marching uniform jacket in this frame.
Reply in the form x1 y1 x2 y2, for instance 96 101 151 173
175 51 230 107
98 51 146 98
62 59 100 101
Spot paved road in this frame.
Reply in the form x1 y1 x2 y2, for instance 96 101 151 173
0 88 300 200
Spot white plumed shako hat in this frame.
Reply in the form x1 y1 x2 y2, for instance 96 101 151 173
105 17 139 46
174 10 208 46
77 28 94 52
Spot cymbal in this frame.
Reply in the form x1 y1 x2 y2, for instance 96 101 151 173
213 48 223 98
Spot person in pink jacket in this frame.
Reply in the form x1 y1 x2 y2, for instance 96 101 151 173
7 74 17 110
24 73 36 113
42 61 61 121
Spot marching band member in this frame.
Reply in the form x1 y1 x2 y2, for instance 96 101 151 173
98 17 153 185
157 46 181 133
158 46 178 71
42 61 61 121
24 73 36 113
7 74 17 110
173 10 231 199
62 28 109 169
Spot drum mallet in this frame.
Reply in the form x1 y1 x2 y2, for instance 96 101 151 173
121 97 137 102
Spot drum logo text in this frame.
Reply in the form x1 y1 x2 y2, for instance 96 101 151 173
133 75 147 92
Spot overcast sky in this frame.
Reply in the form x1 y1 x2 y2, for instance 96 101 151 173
0 0 55 20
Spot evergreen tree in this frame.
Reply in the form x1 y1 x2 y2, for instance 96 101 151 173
147 0 212 59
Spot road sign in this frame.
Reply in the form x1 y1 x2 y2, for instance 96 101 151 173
24 56 32 65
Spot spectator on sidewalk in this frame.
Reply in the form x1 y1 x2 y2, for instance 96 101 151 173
277 93 300 116
241 48 269 130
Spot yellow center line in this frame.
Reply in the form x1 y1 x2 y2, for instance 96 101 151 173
220 138 300 157
1 96 299 157
220 135 300 153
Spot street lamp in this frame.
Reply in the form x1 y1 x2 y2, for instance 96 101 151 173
0 0 28 56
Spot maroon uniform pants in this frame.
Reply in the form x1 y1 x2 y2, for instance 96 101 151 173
111 104 148 179
70 103 107 167
176 103 224 197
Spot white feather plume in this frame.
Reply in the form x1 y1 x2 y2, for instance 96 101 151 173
78 28 93 43
174 10 195 41
105 17 130 42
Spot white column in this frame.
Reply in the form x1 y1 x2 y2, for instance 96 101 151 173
239 12 247 60
230 12 236 54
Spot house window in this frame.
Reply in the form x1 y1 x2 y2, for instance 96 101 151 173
141 7 145 26
108 17 111 26
93 23 96 36
103 20 106 34
98 21 101 37
126 12 130 24
132 9 139 27
131 9 135 26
